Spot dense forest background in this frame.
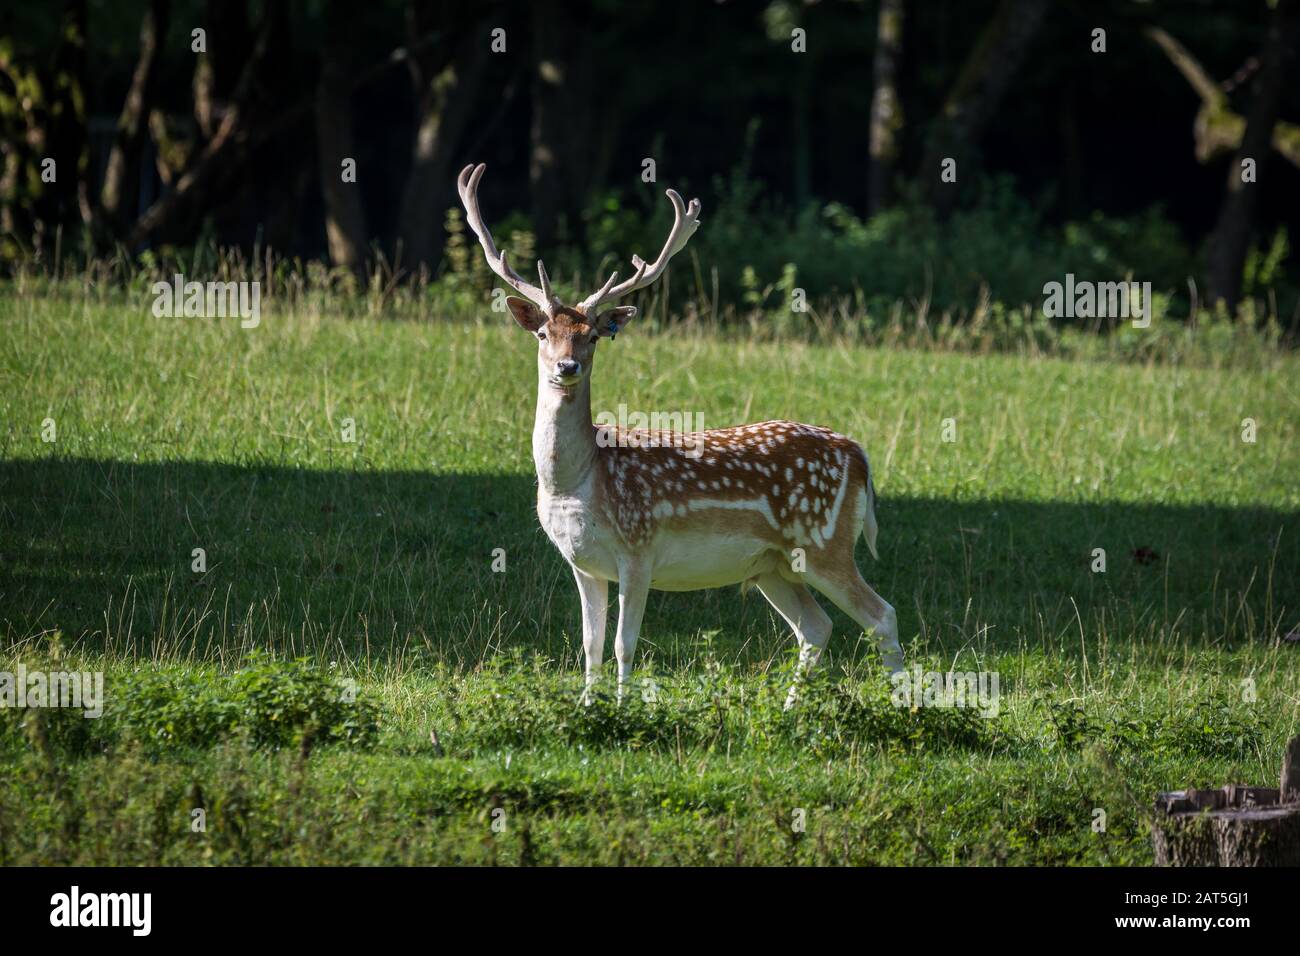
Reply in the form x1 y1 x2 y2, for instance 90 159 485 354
2 0 1298 322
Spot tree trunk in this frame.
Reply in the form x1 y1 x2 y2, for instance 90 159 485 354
529 0 595 252
1058 78 1083 220
47 0 89 237
868 0 905 216
316 0 368 281
792 57 813 211
1204 0 1299 312
1153 804 1300 867
129 11 276 248
99 0 169 237
920 0 1048 218
1152 736 1300 866
396 3 491 277
194 0 253 141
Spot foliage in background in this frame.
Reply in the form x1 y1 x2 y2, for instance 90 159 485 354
4 1 1299 325
558 161 1294 319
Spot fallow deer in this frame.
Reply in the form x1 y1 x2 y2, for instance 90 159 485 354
457 163 905 706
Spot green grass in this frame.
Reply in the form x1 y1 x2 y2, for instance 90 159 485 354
1 290 1298 865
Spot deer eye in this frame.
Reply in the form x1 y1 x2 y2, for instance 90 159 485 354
536 331 547 341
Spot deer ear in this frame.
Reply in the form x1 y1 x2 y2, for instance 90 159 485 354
506 296 545 333
594 306 636 338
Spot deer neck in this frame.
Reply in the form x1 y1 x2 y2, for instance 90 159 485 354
533 373 597 495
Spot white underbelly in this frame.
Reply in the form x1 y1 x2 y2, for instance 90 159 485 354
539 491 781 590
650 533 779 591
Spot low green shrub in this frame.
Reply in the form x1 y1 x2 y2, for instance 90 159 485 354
1040 692 1265 760
1 653 379 758
227 651 379 749
117 669 240 749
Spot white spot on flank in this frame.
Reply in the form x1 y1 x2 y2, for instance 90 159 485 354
819 451 850 539
685 497 781 530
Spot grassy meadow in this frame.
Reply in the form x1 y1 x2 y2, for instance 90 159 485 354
1 289 1298 865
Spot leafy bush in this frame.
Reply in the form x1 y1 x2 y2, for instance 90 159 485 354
0 644 114 759
3 654 379 757
444 649 1010 759
1163 697 1264 760
116 669 239 749
1040 692 1264 760
0 701 111 760
227 652 379 749
751 665 1008 759
452 651 712 752
117 654 379 751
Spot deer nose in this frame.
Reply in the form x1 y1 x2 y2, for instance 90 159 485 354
556 359 581 379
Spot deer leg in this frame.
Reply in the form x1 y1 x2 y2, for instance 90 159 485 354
756 572 834 709
614 559 651 701
805 564 904 675
573 567 608 704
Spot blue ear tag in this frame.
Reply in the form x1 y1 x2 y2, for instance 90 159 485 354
609 319 618 341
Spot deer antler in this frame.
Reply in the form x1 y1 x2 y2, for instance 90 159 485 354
457 163 560 314
578 188 702 313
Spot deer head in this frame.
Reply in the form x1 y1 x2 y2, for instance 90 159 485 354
456 163 702 397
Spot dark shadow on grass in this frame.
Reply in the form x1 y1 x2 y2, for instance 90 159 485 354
1 456 1296 666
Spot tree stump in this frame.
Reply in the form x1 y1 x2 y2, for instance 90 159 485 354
1152 735 1300 866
